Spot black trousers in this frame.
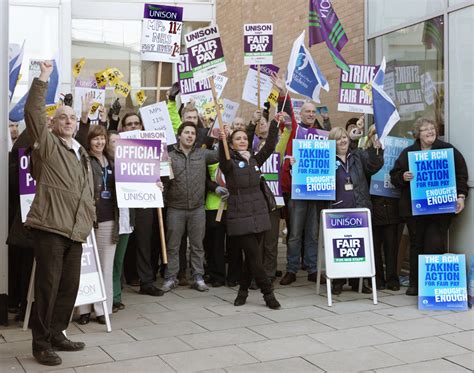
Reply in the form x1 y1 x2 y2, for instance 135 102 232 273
8 245 34 315
373 224 400 286
238 233 272 295
226 236 242 283
204 210 226 282
406 215 451 287
30 229 82 352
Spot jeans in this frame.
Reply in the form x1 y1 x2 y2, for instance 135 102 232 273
286 199 319 274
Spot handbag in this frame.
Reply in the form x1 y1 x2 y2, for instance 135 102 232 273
260 176 277 212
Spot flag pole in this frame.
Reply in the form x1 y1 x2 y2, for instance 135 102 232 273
257 64 261 111
209 76 230 160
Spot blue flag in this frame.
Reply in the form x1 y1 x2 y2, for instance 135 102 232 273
8 42 24 102
371 57 400 146
286 31 329 103
9 60 59 122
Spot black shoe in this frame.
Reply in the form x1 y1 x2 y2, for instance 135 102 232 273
52 338 85 351
211 281 225 288
331 283 343 295
140 285 164 296
112 304 119 313
97 315 106 325
351 285 372 294
406 286 418 296
78 313 90 325
264 293 281 309
227 281 238 287
249 280 259 290
113 302 125 311
280 272 296 286
387 283 400 291
33 349 62 366
234 290 248 306
275 270 283 277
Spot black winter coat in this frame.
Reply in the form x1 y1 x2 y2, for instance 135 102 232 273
390 138 469 217
219 121 278 236
371 195 400 226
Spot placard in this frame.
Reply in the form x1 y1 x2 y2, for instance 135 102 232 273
408 148 457 215
261 152 284 206
322 209 375 279
74 77 106 121
419 254 468 311
291 99 305 123
18 148 36 223
139 101 176 145
242 64 279 108
243 23 273 65
222 98 239 124
394 64 425 114
295 126 329 140
291 139 336 200
141 3 183 63
338 64 378 114
370 136 413 198
184 25 227 82
114 139 163 208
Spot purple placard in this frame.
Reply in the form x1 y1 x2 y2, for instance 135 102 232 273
143 3 183 21
18 148 36 195
295 126 329 140
244 35 273 53
260 152 282 198
338 64 378 113
80 240 98 275
177 52 211 95
115 139 161 183
187 38 225 69
325 211 369 229
332 237 366 262
249 64 279 76
75 77 103 89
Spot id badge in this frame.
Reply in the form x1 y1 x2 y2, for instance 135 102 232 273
344 183 354 191
101 190 112 199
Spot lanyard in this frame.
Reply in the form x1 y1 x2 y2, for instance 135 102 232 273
102 166 108 191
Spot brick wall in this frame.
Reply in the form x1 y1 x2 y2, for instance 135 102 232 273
216 0 365 127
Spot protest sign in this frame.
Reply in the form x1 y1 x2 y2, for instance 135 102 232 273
119 130 171 177
114 80 131 98
468 255 474 308
395 64 425 114
370 136 413 198
184 25 227 82
45 103 59 118
74 77 106 121
295 126 329 140
267 88 279 107
28 59 42 88
94 70 108 88
408 148 457 215
291 99 305 123
243 23 273 65
73 58 85 78
419 254 468 311
222 98 239 124
202 99 224 121
133 90 147 107
261 152 284 206
141 3 183 63
114 139 163 208
338 64 378 114
420 72 436 105
242 64 279 107
291 139 335 200
18 148 36 223
321 209 375 279
139 101 176 145
105 67 124 86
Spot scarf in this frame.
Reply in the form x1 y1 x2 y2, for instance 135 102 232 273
237 150 251 162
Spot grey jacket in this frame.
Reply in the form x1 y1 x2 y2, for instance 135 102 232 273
165 145 218 209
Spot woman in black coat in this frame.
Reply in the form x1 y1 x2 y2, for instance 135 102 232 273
390 118 468 296
219 114 283 309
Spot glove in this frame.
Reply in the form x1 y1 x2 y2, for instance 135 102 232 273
110 98 121 116
215 186 229 201
169 82 180 101
63 93 73 107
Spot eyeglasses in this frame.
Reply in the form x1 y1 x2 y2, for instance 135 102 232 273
419 127 436 133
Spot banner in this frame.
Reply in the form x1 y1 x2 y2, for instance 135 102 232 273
18 148 36 223
242 64 279 107
338 64 378 114
184 25 227 82
141 3 183 63
419 254 468 311
243 23 273 65
408 148 457 215
295 126 329 140
395 64 425 114
370 136 413 198
139 101 176 145
291 139 335 200
114 139 163 208
261 152 284 206
74 77 106 121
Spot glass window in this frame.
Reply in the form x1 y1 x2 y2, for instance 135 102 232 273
368 17 444 139
368 0 445 35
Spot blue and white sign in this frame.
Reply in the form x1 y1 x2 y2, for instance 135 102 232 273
291 139 335 200
419 254 468 311
408 148 457 215
370 136 413 198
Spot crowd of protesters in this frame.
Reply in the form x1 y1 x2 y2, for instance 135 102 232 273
6 62 469 366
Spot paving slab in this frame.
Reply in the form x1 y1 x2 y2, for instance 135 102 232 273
318 299 393 314
65 330 134 347
194 313 274 331
373 304 453 321
249 318 334 339
257 305 335 323
0 357 25 372
75 356 174 373
225 356 324 372
378 294 418 307
433 311 474 331
0 339 31 358
315 310 393 329
439 330 474 350
143 307 219 324
444 352 474 371
179 328 266 349
373 317 461 340
374 358 471 372
124 321 207 340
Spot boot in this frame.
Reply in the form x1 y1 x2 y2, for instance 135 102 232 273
263 293 281 309
233 290 248 306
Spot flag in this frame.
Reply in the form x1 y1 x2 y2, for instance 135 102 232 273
308 0 350 71
372 57 400 147
8 42 25 102
286 31 329 103
422 16 443 52
9 59 60 122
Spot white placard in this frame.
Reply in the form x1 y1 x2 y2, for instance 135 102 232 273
222 98 239 124
74 77 106 121
243 23 273 65
242 64 279 108
139 101 176 145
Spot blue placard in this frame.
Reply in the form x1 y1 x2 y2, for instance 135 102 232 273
291 139 335 200
408 148 457 215
468 255 474 308
419 254 468 311
370 136 413 198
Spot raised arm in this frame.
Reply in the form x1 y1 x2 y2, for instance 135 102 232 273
255 119 279 167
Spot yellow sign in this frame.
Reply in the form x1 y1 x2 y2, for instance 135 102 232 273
89 102 101 116
114 80 131 98
73 58 86 78
202 99 224 120
95 70 108 88
362 82 373 101
106 67 124 85
45 103 58 118
134 90 147 107
267 88 279 107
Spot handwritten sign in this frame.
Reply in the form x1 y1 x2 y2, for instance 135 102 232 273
242 64 279 108
139 101 176 145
